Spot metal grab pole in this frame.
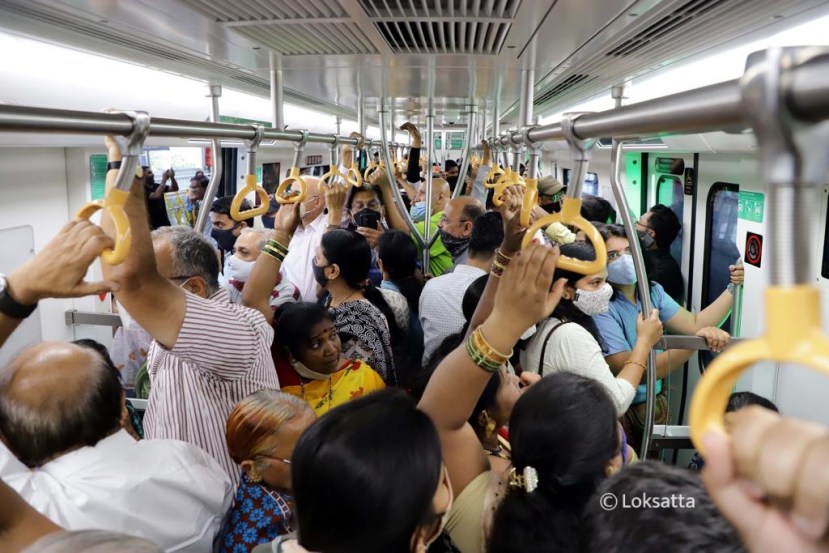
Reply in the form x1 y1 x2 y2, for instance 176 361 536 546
423 104 436 272
378 101 425 248
270 52 284 131
453 103 478 199
196 85 223 233
610 138 658 459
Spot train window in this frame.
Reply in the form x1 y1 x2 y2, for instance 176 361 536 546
146 147 207 181
656 175 684 265
562 169 600 196
702 182 741 331
822 193 829 279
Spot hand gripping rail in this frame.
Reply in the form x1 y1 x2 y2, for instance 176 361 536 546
521 113 607 276
690 47 829 456
317 135 346 188
76 110 150 265
276 130 309 204
231 125 269 218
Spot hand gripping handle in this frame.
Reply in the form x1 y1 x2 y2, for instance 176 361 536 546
76 188 132 265
276 167 306 204
346 162 363 187
519 178 539 228
520 196 607 275
690 286 829 455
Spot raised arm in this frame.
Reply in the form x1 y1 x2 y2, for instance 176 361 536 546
419 245 566 497
242 202 300 325
0 479 62 553
1 220 116 348
100 137 186 348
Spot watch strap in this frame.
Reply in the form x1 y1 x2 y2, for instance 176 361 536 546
107 161 122 171
0 275 37 319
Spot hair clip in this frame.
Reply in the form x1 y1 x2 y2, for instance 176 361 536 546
508 466 539 493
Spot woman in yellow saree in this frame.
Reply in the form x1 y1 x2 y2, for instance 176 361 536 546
274 302 385 416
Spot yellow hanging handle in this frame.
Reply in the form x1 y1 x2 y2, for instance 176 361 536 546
521 196 606 275
490 169 526 207
363 159 377 180
275 167 306 205
231 173 271 217
519 178 539 228
318 164 347 188
690 286 829 455
345 162 363 188
76 188 132 266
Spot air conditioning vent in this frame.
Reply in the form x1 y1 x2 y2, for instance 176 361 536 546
606 0 728 57
534 75 593 107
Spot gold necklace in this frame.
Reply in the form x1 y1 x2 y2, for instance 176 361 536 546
299 375 333 411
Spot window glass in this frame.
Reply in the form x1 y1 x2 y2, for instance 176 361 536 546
146 147 206 182
563 169 599 196
656 175 684 265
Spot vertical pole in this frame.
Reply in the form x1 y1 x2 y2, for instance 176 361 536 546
493 95 501 139
270 52 284 130
423 102 436 272
335 116 342 137
519 68 539 179
453 104 478 198
357 97 366 138
196 85 224 233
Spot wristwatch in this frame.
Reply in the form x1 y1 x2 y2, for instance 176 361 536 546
107 160 144 179
0 273 37 319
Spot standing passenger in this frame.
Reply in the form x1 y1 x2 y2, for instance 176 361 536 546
638 204 685 301
280 176 326 302
100 137 278 483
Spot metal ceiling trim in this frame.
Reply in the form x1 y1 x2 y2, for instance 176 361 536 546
223 17 351 26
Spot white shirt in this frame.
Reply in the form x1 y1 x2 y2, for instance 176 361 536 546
146 288 278 484
519 317 636 415
419 264 486 364
0 430 232 552
281 213 328 302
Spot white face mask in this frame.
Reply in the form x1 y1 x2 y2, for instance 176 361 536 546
572 283 613 316
292 360 332 381
299 197 320 218
226 254 254 283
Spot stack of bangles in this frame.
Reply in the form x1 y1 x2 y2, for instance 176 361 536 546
466 327 513 373
262 239 289 262
490 248 513 278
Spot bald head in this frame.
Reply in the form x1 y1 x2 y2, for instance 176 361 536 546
0 341 122 466
415 178 451 214
300 175 325 224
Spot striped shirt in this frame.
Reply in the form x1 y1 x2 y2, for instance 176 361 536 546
145 288 278 483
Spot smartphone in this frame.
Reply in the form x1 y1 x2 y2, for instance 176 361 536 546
355 210 382 229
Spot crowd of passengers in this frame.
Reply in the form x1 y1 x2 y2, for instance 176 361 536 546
0 125 826 553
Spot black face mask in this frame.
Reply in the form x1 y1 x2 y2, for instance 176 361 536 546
438 228 471 259
447 175 459 190
262 215 275 229
313 262 330 288
211 224 239 252
638 230 656 249
541 202 561 214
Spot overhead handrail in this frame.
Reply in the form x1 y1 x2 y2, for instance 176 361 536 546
608 136 659 458
345 135 364 188
231 125 269 218
690 47 829 456
317 134 346 188
76 110 149 265
275 129 309 204
520 113 607 276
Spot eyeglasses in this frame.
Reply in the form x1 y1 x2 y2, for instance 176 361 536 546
352 200 381 211
255 452 292 465
606 247 632 262
635 221 655 232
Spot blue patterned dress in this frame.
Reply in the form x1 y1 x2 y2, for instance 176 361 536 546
216 472 295 553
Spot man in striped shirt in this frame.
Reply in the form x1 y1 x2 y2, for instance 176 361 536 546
102 139 278 483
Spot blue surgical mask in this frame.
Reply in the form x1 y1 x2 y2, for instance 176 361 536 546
607 254 638 285
409 201 427 222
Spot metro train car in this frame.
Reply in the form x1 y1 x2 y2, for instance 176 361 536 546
1 0 829 551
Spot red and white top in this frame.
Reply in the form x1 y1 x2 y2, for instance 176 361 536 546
145 288 278 483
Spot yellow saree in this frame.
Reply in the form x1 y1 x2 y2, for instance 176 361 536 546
282 359 385 416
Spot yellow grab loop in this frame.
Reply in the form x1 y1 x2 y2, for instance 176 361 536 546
318 164 347 189
231 174 270 217
490 168 527 207
690 286 829 455
76 188 132 265
346 162 363 187
363 159 377 180
521 196 606 275
276 167 306 205
519 178 539 228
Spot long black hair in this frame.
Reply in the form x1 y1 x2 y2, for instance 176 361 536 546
487 373 619 553
550 241 607 350
377 230 423 313
292 389 443 553
321 229 401 340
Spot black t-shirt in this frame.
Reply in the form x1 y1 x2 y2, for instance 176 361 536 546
144 182 171 230
645 248 684 302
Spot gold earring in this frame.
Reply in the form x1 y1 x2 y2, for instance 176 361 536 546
484 414 497 439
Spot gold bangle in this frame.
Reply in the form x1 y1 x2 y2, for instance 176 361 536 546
466 334 501 373
266 239 289 253
495 248 513 266
474 327 512 363
624 360 647 371
490 261 506 278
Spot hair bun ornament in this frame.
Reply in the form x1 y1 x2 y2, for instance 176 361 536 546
508 466 539 493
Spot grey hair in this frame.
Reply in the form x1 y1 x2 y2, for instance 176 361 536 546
151 226 220 295
23 530 162 553
238 227 274 251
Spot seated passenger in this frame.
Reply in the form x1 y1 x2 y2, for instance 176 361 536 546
688 391 778 471
419 245 622 553
420 211 502 364
638 204 685 301
217 391 316 552
0 341 231 551
222 227 300 309
519 241 664 415
273 303 385 415
594 224 742 452
101 139 278 482
253 389 452 553
701 407 829 553
580 461 743 552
